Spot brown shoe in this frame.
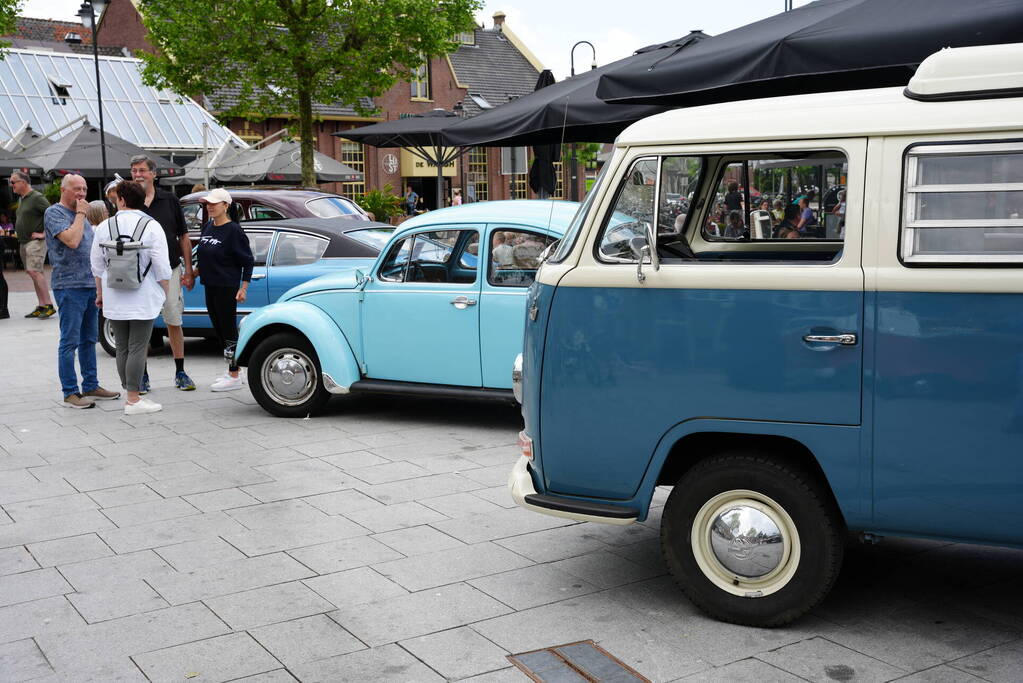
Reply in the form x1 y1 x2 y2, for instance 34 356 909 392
63 393 96 409
82 387 121 401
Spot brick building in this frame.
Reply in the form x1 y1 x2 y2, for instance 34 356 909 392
90 1 582 206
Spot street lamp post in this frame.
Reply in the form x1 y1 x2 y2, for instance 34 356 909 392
77 0 109 184
569 41 597 201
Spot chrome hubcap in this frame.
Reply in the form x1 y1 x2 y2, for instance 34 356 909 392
708 505 784 578
690 489 800 598
262 347 316 405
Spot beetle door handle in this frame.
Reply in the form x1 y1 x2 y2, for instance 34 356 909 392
251 273 266 280
450 296 477 309
803 333 857 345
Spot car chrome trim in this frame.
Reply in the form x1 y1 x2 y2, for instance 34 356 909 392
322 373 350 395
512 353 523 404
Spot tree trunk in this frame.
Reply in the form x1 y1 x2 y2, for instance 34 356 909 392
297 83 315 187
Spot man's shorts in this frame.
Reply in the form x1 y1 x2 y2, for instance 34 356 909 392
20 239 46 272
161 263 184 327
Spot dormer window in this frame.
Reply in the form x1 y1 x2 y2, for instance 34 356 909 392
456 31 475 45
47 76 71 105
468 93 492 110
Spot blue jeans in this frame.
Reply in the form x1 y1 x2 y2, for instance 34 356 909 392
54 287 98 398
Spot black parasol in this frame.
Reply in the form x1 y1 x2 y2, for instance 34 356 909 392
443 32 707 148
337 110 464 211
527 70 558 199
596 0 1023 106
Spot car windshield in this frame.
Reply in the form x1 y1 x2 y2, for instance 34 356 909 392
346 227 394 250
306 196 364 218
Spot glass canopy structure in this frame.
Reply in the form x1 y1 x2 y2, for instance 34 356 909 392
0 48 243 156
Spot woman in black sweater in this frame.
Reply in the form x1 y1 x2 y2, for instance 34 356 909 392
195 189 254 391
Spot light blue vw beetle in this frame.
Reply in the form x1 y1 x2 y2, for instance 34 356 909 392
234 200 578 417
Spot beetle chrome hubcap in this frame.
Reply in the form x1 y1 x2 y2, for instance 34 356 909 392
262 348 316 405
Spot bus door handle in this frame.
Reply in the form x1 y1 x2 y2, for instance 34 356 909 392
803 333 857 345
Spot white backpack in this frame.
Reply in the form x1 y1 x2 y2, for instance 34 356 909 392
99 214 153 290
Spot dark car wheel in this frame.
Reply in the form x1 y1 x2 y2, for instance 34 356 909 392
99 312 117 357
249 332 331 418
661 451 844 627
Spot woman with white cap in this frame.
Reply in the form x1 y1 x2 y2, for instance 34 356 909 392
194 188 254 391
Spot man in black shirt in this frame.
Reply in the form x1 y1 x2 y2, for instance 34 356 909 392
131 155 196 391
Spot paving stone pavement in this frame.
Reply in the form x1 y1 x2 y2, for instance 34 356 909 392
1 290 1022 682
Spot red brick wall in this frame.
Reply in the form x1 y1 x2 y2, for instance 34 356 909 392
97 0 155 54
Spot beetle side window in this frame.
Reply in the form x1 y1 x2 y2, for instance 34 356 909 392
902 142 1023 264
378 231 479 284
378 237 412 282
271 233 328 266
488 229 558 287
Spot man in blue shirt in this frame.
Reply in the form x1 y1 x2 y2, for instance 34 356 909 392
43 174 120 409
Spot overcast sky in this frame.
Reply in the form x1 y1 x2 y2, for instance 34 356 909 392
19 0 812 80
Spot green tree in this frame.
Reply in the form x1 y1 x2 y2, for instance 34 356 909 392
137 0 480 187
0 0 23 56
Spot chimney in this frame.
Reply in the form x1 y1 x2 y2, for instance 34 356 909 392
492 11 506 30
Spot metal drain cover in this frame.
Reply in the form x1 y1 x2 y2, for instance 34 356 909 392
508 640 650 682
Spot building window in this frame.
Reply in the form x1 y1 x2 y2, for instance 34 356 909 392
468 147 488 202
553 160 564 199
456 31 475 45
338 138 365 200
511 173 528 199
47 76 71 105
410 60 431 100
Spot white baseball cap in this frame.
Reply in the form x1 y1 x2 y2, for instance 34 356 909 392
200 188 232 205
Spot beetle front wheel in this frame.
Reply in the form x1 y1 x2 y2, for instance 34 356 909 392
248 332 331 418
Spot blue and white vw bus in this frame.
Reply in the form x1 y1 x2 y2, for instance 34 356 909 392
510 44 1023 627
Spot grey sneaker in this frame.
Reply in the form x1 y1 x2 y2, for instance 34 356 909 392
63 393 95 409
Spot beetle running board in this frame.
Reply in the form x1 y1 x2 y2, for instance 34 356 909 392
348 379 516 403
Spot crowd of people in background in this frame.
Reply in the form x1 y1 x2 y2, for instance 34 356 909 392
4 156 254 415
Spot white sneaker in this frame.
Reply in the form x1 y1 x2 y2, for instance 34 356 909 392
124 397 163 415
211 374 245 392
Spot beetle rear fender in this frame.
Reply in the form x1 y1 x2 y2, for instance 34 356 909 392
236 301 361 393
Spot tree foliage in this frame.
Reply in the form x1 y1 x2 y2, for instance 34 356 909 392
137 0 480 186
0 0 23 56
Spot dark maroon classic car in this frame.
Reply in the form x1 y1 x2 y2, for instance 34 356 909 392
180 187 371 230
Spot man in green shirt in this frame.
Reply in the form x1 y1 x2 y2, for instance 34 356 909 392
10 171 54 318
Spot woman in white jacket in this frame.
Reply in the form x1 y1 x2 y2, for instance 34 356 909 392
90 181 171 415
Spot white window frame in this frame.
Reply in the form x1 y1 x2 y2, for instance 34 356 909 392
902 142 1023 264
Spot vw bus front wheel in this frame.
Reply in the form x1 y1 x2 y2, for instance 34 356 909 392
661 452 843 627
